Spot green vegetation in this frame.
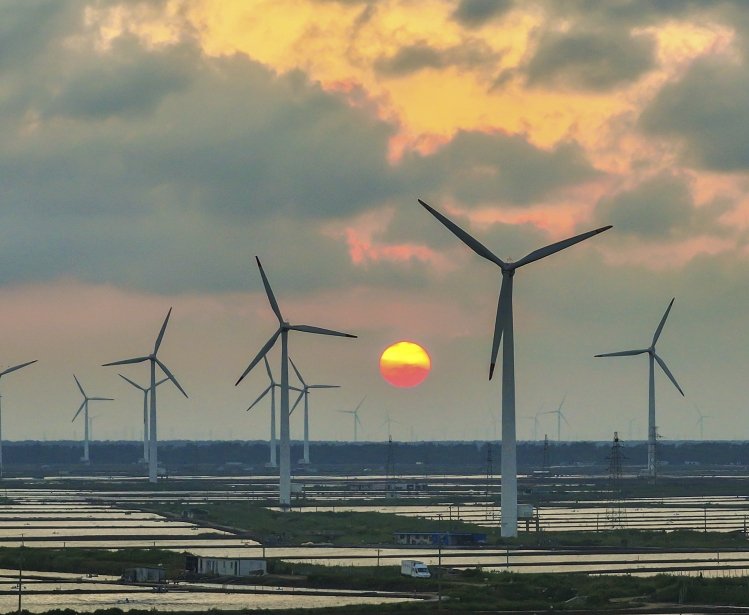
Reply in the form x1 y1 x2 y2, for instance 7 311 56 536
0 547 185 577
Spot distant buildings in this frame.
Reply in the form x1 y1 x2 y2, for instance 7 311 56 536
393 531 487 546
185 555 267 577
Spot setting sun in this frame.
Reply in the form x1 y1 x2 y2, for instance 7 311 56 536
379 341 431 388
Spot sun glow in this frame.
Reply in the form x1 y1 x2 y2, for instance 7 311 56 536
379 341 431 388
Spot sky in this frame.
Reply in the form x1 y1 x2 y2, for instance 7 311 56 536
1 0 749 443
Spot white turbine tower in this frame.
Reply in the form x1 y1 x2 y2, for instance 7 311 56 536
103 308 188 482
339 396 365 442
71 375 113 463
419 197 611 537
595 298 684 479
235 257 356 510
118 374 168 463
541 396 569 442
0 360 37 479
289 357 339 465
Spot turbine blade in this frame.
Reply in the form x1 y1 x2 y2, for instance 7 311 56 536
557 394 567 412
0 360 37 378
561 412 570 426
72 400 85 422
355 414 362 427
654 353 684 396
154 307 172 354
118 374 146 391
89 397 114 401
489 275 507 380
235 329 281 386
418 199 505 267
263 355 274 384
595 349 648 358
289 390 305 416
354 396 366 412
155 357 188 398
156 377 169 387
102 356 150 367
514 225 612 268
309 384 340 389
289 357 305 386
247 384 272 412
256 257 284 324
652 297 675 346
289 324 357 338
73 374 85 397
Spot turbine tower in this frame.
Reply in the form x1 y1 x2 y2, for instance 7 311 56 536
71 375 113 463
419 197 611 537
289 357 339 465
339 396 365 441
0 360 37 479
541 396 569 442
595 298 684 479
118 374 168 463
103 308 188 482
235 257 356 510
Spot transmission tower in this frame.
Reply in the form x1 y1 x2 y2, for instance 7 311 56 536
606 431 625 529
542 434 550 472
385 436 395 496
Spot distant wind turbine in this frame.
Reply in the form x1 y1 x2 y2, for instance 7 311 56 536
289 357 339 465
596 298 684 479
419 197 611 537
235 257 356 510
103 308 188 482
381 411 401 439
72 375 113 463
339 397 365 442
0 360 37 478
541 396 569 442
694 404 710 440
118 374 168 463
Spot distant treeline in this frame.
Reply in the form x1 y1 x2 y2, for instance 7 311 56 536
2 439 748 471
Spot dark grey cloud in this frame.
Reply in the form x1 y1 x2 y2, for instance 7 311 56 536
374 41 498 77
525 29 655 91
402 130 599 206
639 57 749 172
452 0 513 28
593 173 731 240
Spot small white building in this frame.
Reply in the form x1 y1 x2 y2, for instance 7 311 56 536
121 567 166 583
196 556 266 577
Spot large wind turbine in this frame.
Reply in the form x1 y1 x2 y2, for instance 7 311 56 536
103 309 188 482
419 198 611 537
595 298 684 479
339 396 365 442
541 396 569 442
289 357 339 465
0 360 37 478
694 404 709 440
235 257 356 510
72 375 113 463
247 356 303 467
118 374 168 463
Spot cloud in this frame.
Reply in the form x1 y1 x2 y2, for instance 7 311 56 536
451 0 513 29
402 130 600 205
525 28 655 91
374 40 498 77
639 56 749 172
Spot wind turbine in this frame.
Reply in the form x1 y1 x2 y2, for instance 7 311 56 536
419 197 611 537
71 375 113 463
541 396 569 442
381 411 401 439
522 414 541 441
595 297 684 479
694 404 710 440
289 357 339 465
235 257 356 510
339 397 365 442
118 374 168 463
103 308 188 482
0 360 37 479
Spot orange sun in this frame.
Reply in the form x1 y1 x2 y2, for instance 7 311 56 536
379 341 431 388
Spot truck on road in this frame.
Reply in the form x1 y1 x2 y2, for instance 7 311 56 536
401 559 431 578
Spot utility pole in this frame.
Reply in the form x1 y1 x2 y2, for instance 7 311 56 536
606 432 624 529
385 436 395 495
17 535 23 614
542 434 550 472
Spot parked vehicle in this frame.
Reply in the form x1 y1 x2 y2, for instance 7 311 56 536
401 559 431 578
